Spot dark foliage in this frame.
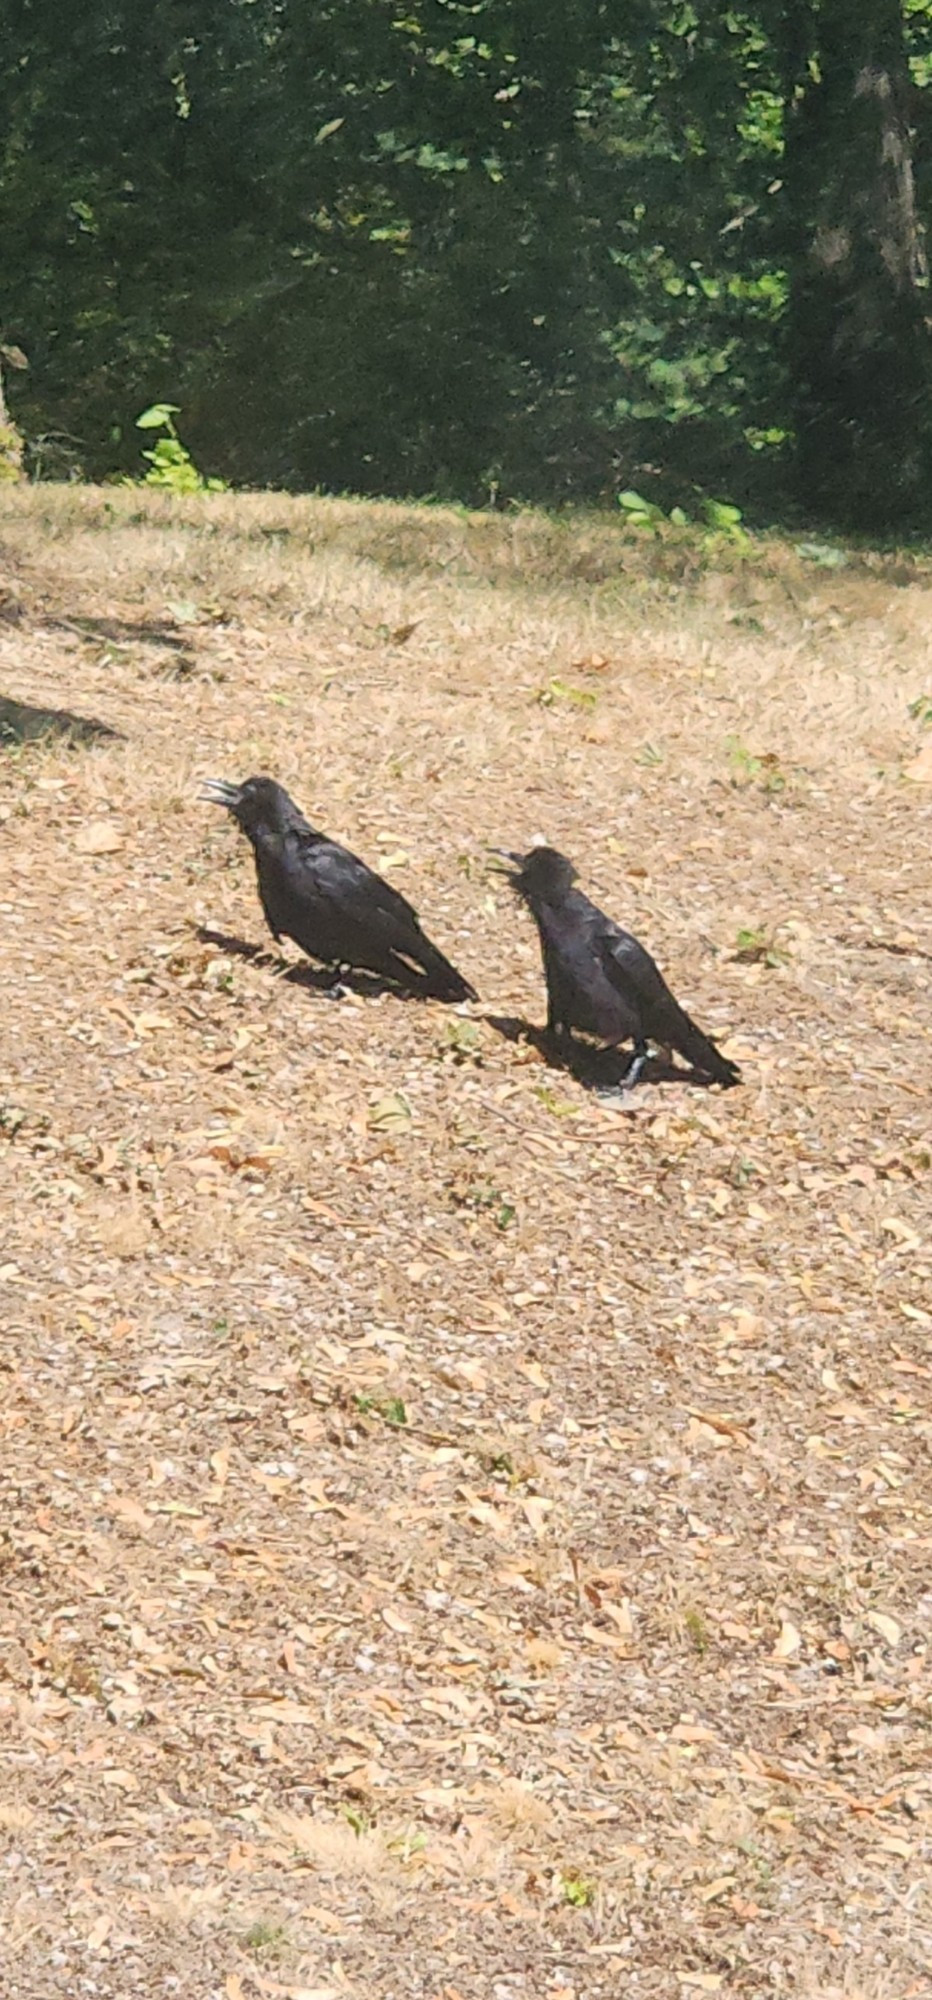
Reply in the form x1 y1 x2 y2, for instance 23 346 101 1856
2 1 931 525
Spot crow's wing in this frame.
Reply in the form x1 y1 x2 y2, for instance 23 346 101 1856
599 920 673 1018
599 921 739 1083
298 835 427 950
268 829 475 999
530 892 637 1042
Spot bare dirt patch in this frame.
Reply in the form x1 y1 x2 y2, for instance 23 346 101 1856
1 488 930 1999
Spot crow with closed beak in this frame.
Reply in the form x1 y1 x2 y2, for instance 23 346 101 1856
497 844 739 1089
202 775 476 1002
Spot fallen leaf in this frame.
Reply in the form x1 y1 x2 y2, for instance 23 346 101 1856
75 821 124 855
772 1619 802 1660
465 1493 508 1535
876 1834 913 1859
699 1875 736 1902
582 1621 635 1655
571 652 611 673
381 1605 414 1634
101 1766 139 1790
301 1196 345 1224
368 1092 412 1132
250 1700 318 1724
904 739 932 782
602 1598 635 1637
209 1447 230 1489
686 1407 753 1442
109 1494 154 1534
521 1495 553 1537
226 1843 259 1874
867 1611 902 1648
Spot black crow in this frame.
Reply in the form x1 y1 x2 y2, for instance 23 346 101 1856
202 775 476 1002
498 845 739 1088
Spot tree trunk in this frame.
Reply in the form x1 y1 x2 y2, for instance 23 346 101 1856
784 0 930 526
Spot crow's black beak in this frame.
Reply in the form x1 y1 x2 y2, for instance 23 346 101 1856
200 778 243 810
486 846 524 875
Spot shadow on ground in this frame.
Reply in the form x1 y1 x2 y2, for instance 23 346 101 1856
51 613 194 651
0 693 123 747
484 1013 719 1090
196 926 446 1003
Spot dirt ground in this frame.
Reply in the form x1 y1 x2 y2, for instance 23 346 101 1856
0 487 930 2000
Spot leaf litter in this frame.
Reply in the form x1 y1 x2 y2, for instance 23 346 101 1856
0 487 930 1999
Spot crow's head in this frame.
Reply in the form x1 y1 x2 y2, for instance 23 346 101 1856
491 844 578 902
200 774 303 837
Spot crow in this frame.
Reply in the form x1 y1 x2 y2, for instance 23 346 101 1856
497 844 739 1088
202 775 476 1002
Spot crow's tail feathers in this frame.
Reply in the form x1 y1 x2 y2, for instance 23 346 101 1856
410 937 477 1004
671 1009 741 1087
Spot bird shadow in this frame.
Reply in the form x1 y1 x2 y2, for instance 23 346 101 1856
196 927 445 1004
0 693 123 748
51 612 192 652
484 1014 721 1091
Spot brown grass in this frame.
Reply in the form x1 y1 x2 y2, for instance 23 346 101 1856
1 485 930 2000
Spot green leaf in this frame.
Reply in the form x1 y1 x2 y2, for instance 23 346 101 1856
354 1392 408 1427
537 677 596 711
136 404 180 430
795 541 849 570
560 1872 596 1908
701 499 743 528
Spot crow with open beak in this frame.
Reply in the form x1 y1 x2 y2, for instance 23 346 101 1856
495 843 739 1088
202 775 476 1002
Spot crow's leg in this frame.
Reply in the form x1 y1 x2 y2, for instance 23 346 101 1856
622 1039 649 1090
325 963 352 1000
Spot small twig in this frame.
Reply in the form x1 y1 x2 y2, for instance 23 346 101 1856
841 932 932 964
854 1072 927 1098
480 1093 655 1145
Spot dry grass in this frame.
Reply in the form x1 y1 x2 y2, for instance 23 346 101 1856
0 485 930 2000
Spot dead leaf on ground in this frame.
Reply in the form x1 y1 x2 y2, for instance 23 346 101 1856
867 1610 902 1648
903 738 932 782
772 1618 803 1660
368 1091 413 1132
74 820 124 854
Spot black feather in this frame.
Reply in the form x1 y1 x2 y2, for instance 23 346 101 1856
203 775 476 1003
503 845 739 1086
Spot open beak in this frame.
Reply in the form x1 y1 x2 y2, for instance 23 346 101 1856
486 846 524 882
200 778 243 810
